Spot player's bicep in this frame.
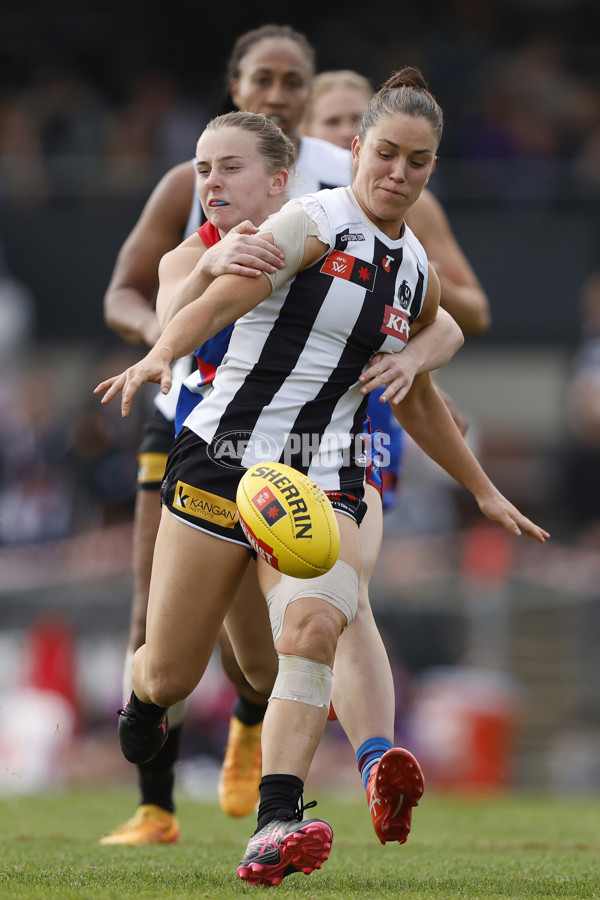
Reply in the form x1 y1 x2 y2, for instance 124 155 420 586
258 203 327 289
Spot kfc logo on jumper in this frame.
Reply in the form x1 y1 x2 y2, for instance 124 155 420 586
321 251 377 291
380 306 410 343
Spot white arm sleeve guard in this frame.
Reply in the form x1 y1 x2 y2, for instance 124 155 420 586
258 202 325 291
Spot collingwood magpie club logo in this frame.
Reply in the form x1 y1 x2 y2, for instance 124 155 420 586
397 279 412 309
208 430 280 469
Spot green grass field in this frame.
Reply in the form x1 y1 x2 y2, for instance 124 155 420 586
1 788 599 899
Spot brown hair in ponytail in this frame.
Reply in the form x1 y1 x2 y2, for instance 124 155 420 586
359 66 443 148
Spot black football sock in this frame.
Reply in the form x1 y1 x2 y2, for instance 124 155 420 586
138 768 176 813
233 695 268 727
256 774 304 831
137 723 183 813
129 691 167 721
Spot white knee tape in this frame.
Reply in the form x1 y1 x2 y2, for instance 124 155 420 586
266 559 359 643
270 653 333 709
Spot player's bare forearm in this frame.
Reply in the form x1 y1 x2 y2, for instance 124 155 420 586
394 374 549 542
104 288 161 347
95 272 271 416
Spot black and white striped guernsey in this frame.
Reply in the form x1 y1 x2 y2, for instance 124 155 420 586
157 138 354 421
183 185 429 491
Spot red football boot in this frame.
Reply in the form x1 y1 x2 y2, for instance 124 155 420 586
367 747 425 845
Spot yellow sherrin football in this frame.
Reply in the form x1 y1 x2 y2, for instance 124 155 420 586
236 462 340 578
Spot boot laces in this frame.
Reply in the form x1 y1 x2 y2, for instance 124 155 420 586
290 797 317 822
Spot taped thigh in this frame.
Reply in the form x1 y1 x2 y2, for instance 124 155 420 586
265 559 359 643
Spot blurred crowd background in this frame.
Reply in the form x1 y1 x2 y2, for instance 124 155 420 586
1 0 600 799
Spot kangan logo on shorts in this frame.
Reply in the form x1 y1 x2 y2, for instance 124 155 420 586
173 481 238 528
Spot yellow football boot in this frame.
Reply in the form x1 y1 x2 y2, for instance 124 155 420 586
218 717 262 817
99 804 179 845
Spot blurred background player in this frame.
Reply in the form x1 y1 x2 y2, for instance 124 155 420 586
562 270 600 546
300 69 374 154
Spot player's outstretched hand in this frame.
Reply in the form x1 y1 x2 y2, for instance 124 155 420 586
476 486 550 543
94 347 173 417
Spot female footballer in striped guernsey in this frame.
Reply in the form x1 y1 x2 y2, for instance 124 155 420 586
149 108 457 854
96 71 548 885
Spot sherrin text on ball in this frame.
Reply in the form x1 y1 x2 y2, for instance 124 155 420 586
236 462 340 578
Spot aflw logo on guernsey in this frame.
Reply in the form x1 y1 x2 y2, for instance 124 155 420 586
381 306 410 343
321 251 377 291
